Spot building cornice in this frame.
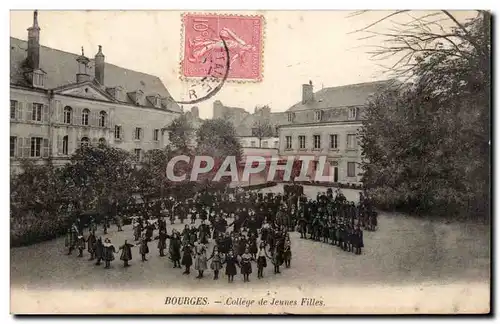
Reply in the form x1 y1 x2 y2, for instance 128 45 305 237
279 120 363 129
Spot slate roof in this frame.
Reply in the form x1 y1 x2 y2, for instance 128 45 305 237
235 112 282 137
287 80 392 112
10 37 181 112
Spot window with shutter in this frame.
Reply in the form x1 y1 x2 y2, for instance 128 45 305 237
347 162 356 177
63 136 69 155
30 137 42 157
25 103 31 121
82 109 90 126
23 138 30 157
57 135 62 155
42 138 49 157
17 137 23 157
10 100 17 120
32 103 43 122
10 136 16 157
17 102 24 120
42 104 49 123
64 106 72 124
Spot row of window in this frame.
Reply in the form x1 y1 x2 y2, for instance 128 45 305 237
10 100 108 127
114 126 161 142
287 107 360 123
284 134 358 150
10 136 49 158
9 136 109 158
310 160 357 178
246 140 279 148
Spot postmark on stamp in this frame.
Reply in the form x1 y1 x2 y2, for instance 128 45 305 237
181 13 264 82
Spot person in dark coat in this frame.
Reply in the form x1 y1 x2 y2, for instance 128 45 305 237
248 233 258 259
138 235 149 261
103 216 109 235
353 225 364 255
76 235 86 257
145 221 155 242
102 238 116 269
181 243 194 274
119 240 134 267
168 230 182 268
86 231 97 260
94 237 104 265
198 220 210 245
223 250 239 283
157 230 167 257
133 220 142 241
283 236 292 268
268 245 281 274
182 225 191 244
65 223 79 255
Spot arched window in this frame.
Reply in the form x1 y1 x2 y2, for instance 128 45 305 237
82 109 90 126
99 111 107 127
98 137 106 146
81 136 90 148
62 136 69 155
63 106 72 124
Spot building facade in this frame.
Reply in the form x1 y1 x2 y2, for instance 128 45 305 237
278 80 389 184
10 11 182 173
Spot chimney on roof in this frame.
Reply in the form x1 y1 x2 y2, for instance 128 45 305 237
94 45 105 85
302 81 314 104
27 10 40 70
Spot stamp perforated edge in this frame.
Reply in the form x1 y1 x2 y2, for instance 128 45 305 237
179 12 265 84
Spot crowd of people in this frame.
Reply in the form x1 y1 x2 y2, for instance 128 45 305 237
64 186 376 281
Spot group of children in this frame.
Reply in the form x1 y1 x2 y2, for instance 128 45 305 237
65 187 374 279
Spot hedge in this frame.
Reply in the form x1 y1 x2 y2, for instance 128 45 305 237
11 211 70 247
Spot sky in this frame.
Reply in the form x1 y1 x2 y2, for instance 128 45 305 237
10 10 477 119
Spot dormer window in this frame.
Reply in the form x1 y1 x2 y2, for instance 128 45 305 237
287 112 296 122
26 69 46 89
348 107 360 120
314 110 323 121
155 96 161 108
33 72 45 87
115 88 123 101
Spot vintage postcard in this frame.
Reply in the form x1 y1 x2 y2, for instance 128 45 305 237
9 10 491 314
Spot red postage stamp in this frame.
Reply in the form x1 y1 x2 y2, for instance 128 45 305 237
181 13 264 82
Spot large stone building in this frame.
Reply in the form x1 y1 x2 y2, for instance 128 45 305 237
10 11 182 173
212 80 389 185
279 80 389 184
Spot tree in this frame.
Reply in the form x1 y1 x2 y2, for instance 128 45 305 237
252 109 275 148
357 11 490 219
64 144 135 213
196 118 243 184
164 113 194 155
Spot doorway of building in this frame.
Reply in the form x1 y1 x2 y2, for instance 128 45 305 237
333 167 338 183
